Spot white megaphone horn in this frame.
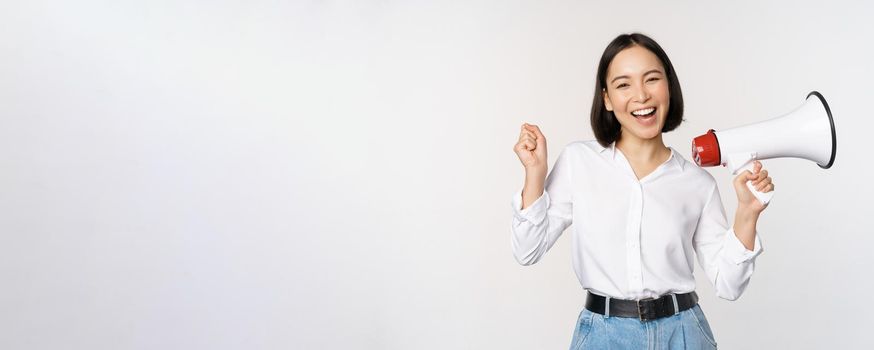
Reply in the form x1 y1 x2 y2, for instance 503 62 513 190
691 91 837 205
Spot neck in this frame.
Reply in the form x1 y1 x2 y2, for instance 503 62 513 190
615 133 670 163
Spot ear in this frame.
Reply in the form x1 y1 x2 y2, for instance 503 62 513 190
602 88 613 111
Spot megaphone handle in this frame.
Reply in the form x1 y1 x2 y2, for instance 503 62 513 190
738 162 774 206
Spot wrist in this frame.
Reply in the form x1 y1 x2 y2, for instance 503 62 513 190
735 205 761 223
524 167 546 183
523 179 544 196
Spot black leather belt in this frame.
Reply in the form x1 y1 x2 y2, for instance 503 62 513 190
585 291 699 321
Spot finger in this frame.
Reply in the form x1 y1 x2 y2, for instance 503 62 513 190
520 130 536 141
527 124 546 140
752 169 768 185
521 129 536 139
763 183 774 193
518 139 536 151
515 138 535 151
756 178 771 191
520 135 535 144
753 161 762 174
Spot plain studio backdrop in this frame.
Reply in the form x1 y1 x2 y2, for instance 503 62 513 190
1 0 872 349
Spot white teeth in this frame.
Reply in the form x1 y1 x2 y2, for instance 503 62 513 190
632 107 655 116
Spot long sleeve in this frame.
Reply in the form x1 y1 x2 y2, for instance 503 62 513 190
692 183 764 301
509 146 574 266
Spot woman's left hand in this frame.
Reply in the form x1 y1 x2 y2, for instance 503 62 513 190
732 160 774 213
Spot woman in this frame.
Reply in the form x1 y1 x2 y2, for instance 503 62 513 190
510 33 773 349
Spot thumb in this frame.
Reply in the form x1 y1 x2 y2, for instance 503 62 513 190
734 170 754 187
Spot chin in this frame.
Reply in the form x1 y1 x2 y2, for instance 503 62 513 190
637 131 662 140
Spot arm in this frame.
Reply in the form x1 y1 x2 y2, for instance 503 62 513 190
510 146 574 266
693 183 764 301
694 161 773 300
732 161 774 250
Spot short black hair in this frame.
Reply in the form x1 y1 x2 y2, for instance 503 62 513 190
590 33 684 147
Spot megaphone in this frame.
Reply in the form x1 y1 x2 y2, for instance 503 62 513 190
691 91 837 205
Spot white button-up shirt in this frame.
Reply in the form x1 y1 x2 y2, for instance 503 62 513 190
510 140 763 301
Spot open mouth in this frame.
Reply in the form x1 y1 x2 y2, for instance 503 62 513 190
631 107 656 118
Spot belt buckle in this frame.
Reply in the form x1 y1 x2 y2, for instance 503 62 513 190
637 297 655 321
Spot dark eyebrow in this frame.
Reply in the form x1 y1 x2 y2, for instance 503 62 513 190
610 69 664 84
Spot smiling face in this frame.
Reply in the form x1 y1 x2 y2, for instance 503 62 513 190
602 45 671 143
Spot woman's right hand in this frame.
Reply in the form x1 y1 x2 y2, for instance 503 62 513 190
514 123 548 177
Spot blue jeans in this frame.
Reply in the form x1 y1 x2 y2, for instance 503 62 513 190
569 304 718 349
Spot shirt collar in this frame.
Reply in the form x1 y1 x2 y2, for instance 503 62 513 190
667 147 686 172
597 141 686 172
597 141 617 160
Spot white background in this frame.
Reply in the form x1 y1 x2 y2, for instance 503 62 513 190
1 0 872 349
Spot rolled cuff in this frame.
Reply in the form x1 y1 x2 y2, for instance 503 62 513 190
722 227 764 265
511 189 550 226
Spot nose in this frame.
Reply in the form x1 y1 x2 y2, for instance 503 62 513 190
633 83 650 103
